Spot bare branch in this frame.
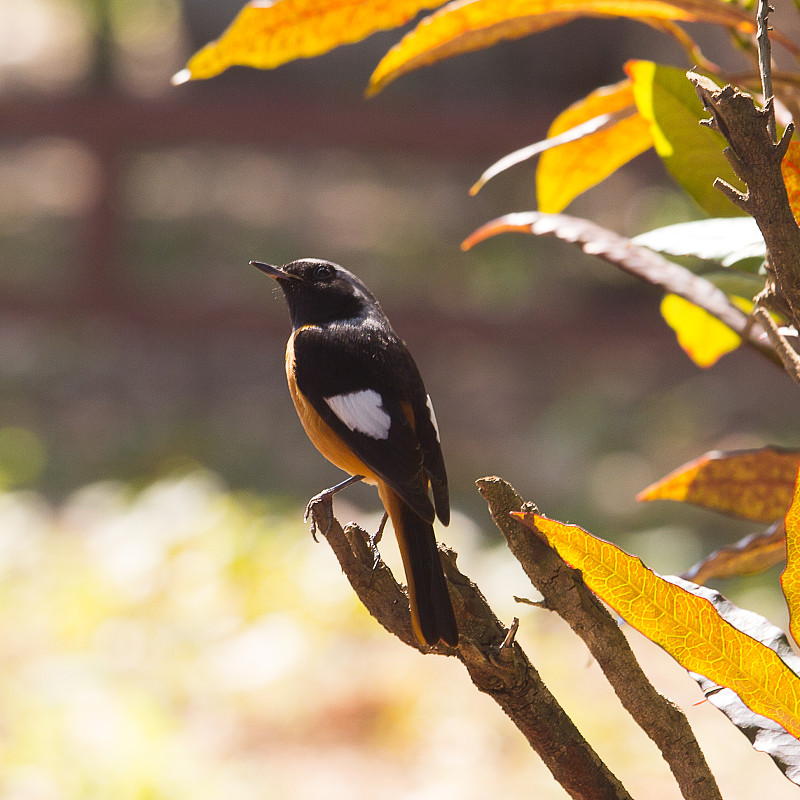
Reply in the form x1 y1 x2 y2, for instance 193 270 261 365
476 477 724 800
309 501 633 800
689 72 800 327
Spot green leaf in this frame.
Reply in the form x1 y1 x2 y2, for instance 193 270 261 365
703 270 767 297
627 61 747 217
633 217 765 267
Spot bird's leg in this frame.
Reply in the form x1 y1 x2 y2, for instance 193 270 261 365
368 512 389 569
373 512 389 545
305 474 364 539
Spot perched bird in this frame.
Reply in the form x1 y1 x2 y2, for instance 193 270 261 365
252 257 458 647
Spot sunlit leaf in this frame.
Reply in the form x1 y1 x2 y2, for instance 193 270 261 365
781 464 800 647
172 0 446 83
678 577 800 786
626 60 747 216
781 141 800 227
514 511 800 738
660 293 744 367
368 0 756 95
637 447 800 522
534 80 653 212
682 521 786 584
633 217 765 268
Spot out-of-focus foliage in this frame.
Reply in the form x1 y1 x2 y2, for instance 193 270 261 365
638 447 800 523
0 472 374 798
0 472 795 799
781 141 800 227
659 294 752 368
681 522 787 584
172 0 443 84
782 475 800 648
535 79 653 214
625 61 746 218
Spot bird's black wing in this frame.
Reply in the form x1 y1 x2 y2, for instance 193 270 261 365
406 362 449 526
292 322 437 522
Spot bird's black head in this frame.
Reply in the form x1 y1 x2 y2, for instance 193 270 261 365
251 258 381 328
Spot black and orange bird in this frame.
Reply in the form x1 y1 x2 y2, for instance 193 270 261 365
252 257 458 647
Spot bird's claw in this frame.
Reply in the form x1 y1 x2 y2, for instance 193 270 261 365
304 492 334 541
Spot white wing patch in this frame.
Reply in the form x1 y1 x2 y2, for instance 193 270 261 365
426 394 441 442
325 389 391 440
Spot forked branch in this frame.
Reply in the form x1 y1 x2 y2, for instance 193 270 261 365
310 477 723 800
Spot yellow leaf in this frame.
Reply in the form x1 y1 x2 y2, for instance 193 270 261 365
173 0 446 83
537 80 653 212
781 465 800 646
660 293 743 367
637 447 800 523
781 141 800 227
367 0 755 96
515 510 800 738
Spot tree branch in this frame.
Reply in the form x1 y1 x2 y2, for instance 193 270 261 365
476 477 723 800
309 501 633 800
689 71 800 327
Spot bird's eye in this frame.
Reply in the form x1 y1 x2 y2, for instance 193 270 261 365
314 264 334 279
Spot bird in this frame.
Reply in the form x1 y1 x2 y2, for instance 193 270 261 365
252 257 458 647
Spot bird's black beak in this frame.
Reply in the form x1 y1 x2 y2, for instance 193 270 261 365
250 261 301 282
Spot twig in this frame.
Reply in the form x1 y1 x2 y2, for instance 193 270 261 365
756 0 776 143
476 477 724 800
752 306 800 385
309 502 633 800
499 616 519 649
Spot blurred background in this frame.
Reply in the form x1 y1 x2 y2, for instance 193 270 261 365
1 1 800 797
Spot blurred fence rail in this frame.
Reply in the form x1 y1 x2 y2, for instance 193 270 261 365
0 90 553 327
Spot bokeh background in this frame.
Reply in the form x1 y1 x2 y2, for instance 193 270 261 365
2 1 800 797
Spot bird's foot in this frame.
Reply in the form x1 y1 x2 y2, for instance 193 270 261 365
304 492 334 541
303 474 365 540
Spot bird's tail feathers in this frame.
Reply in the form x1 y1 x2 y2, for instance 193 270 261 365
380 485 458 647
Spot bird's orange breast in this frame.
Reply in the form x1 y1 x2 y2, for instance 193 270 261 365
285 330 379 483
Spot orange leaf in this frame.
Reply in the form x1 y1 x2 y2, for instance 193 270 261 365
781 465 800 646
536 80 654 212
172 0 445 83
660 293 743 368
367 0 755 95
515 511 800 737
637 447 800 523
781 141 800 227
682 521 786 584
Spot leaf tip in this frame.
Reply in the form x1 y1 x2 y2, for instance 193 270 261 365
635 485 657 503
170 68 192 86
460 231 480 251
